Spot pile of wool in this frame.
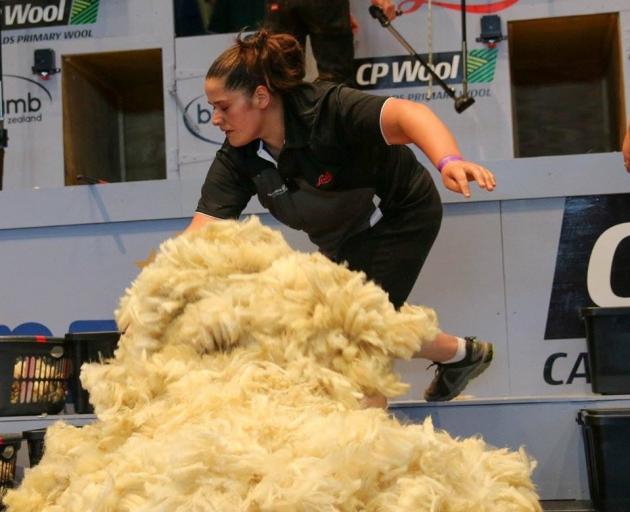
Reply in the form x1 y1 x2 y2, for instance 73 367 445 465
5 217 541 511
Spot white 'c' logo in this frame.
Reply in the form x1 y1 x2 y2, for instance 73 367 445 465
586 222 630 306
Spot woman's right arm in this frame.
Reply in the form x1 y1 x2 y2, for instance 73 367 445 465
137 213 219 269
185 212 220 233
190 146 255 231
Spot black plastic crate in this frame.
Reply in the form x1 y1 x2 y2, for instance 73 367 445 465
22 428 47 468
581 307 630 394
0 434 22 510
577 409 630 512
66 331 120 414
0 337 71 416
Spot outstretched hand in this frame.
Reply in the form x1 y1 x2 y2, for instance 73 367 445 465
441 160 496 198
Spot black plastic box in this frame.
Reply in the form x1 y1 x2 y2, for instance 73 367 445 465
581 307 630 395
0 337 71 416
0 434 22 510
22 428 47 468
66 331 120 414
577 409 630 512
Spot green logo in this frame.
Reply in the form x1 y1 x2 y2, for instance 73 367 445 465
467 48 498 83
70 0 100 25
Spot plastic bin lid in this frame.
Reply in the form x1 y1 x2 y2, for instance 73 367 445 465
0 434 23 444
22 429 47 440
581 306 630 317
65 331 120 341
577 408 630 426
0 336 65 343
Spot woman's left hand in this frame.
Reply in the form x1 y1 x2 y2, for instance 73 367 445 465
440 160 496 198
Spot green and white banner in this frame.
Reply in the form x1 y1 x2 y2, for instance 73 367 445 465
1 0 100 30
353 48 498 89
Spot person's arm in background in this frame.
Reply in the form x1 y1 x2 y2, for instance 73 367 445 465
380 98 495 198
623 121 630 173
351 0 397 36
371 0 397 20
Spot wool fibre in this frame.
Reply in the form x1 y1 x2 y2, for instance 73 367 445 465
5 217 540 511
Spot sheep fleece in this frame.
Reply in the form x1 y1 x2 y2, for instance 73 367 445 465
5 217 541 511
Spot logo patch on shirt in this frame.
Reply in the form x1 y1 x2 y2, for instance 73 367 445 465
267 184 288 198
316 171 334 188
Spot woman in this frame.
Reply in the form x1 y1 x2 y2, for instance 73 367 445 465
189 30 495 402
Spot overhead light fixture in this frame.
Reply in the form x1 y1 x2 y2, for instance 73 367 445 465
476 15 505 48
32 49 60 80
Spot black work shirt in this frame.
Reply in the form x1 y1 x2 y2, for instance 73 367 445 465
196 81 437 256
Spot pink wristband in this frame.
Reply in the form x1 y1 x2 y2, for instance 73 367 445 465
436 155 463 172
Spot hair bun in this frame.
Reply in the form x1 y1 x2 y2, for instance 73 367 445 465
243 30 270 51
208 30 305 94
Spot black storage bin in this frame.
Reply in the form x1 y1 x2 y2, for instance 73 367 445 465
23 428 47 468
577 409 630 512
581 307 630 394
0 434 22 510
66 331 120 413
0 337 71 416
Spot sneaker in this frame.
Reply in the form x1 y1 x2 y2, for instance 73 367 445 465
423 336 493 402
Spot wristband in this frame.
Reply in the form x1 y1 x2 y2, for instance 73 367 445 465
436 155 463 172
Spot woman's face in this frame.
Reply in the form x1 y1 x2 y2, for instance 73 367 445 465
204 78 264 147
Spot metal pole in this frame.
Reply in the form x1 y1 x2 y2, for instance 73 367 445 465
0 6 4 191
461 0 469 97
369 5 457 100
0 5 8 191
369 5 474 112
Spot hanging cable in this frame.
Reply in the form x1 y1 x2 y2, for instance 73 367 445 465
427 0 433 100
0 15 8 191
460 0 470 100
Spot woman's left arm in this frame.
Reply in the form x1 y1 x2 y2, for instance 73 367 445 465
380 98 496 198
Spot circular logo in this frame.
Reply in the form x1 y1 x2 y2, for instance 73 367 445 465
3 74 53 124
183 95 224 146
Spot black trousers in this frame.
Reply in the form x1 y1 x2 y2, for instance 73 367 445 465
334 197 443 310
264 0 355 85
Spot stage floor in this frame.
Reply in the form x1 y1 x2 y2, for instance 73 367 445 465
541 501 594 511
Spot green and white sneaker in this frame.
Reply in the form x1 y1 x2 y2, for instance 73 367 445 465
423 336 494 402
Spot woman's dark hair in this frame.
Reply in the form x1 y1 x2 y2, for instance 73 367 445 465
206 30 305 95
